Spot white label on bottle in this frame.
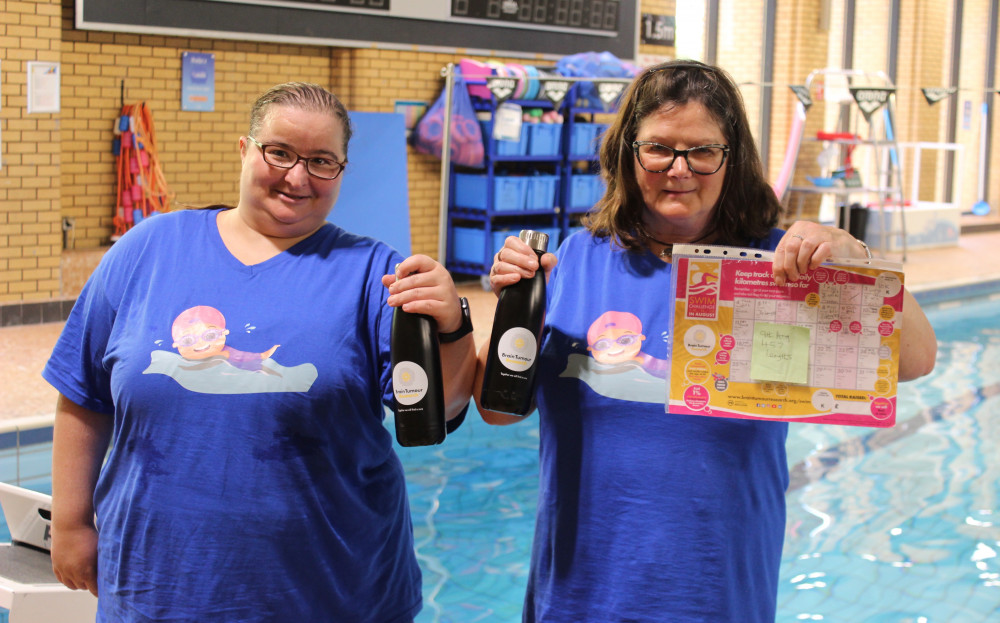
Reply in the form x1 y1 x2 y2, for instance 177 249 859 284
497 327 537 372
393 361 429 406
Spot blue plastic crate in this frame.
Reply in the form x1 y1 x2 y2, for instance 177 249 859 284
490 229 518 254
569 123 606 157
569 174 601 210
569 124 595 156
453 174 487 209
527 123 562 156
451 228 522 264
451 227 497 264
451 227 484 265
590 175 606 205
494 177 528 211
452 226 560 265
454 174 527 211
497 131 528 156
525 175 559 211
482 120 529 156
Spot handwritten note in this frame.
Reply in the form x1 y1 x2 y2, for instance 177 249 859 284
750 322 810 384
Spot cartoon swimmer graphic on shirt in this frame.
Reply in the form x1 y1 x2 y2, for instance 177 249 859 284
587 311 668 378
171 306 279 372
142 305 317 394
560 310 670 404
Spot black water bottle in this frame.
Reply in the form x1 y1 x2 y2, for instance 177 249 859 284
391 304 446 446
481 229 549 416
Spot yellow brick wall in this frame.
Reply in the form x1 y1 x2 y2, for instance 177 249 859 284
59 25 333 250
895 0 953 205
52 1 548 289
718 0 765 147
719 0 838 220
0 0 64 302
933 0 992 213
964 0 1000 211
771 0 829 220
3 1 1000 305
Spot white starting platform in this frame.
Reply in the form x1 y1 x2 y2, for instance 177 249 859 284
0 483 97 623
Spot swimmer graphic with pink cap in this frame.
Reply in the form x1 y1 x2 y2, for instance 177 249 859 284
586 311 668 378
171 306 279 371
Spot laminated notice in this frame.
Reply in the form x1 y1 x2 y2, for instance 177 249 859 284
666 245 904 427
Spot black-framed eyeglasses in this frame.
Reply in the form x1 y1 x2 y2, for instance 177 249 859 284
632 141 729 175
247 136 346 180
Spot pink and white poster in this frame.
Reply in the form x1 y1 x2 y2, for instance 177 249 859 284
667 245 904 428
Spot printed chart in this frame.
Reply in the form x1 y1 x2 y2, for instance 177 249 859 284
667 245 904 427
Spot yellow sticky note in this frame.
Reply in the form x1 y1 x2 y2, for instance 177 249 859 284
750 322 810 384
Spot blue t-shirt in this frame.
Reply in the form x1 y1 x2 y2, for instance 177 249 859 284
526 229 789 623
44 208 420 622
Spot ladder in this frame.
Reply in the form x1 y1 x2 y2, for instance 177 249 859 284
781 68 908 260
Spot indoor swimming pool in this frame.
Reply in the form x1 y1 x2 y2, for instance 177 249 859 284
399 289 1000 622
1 289 997 622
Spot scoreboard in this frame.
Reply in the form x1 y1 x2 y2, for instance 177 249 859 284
77 0 637 58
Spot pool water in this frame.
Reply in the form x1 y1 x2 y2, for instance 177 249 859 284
2 293 997 622
399 410 538 623
775 294 1000 621
400 291 1000 622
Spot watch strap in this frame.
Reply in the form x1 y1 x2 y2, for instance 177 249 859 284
438 297 473 343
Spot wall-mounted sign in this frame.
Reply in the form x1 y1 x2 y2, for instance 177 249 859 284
640 13 674 46
181 52 215 112
394 100 429 138
27 61 60 114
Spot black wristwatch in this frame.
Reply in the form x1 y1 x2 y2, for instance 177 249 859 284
438 297 473 343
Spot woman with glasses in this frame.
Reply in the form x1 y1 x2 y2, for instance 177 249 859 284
45 82 476 621
474 60 936 621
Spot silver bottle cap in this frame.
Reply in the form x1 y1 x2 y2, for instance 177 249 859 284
519 229 549 253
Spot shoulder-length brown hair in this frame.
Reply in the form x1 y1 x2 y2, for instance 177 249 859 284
584 60 781 252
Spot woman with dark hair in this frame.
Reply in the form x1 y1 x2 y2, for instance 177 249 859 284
46 82 476 621
474 60 936 621
592 60 782 250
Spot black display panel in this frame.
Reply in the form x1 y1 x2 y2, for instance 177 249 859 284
75 0 637 59
288 0 390 8
451 0 621 33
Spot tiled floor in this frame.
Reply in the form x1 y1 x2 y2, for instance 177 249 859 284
3 219 999 423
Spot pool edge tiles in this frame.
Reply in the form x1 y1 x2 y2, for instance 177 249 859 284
911 277 1000 306
0 426 52 452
